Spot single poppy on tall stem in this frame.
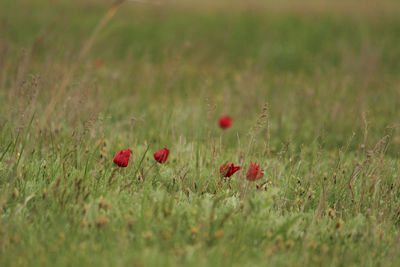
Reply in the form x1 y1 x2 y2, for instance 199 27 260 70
110 148 132 185
218 116 233 130
137 146 170 182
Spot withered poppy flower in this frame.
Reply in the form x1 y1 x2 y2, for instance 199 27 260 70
219 162 241 177
246 162 264 181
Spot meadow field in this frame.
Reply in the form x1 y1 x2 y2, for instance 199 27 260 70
1 0 400 266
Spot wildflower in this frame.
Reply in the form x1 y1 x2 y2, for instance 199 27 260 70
113 149 131 167
99 200 111 210
162 231 172 240
82 205 89 215
321 244 328 253
214 229 224 239
285 239 294 249
154 146 169 163
219 163 241 178
266 231 272 239
218 115 233 129
12 188 19 199
257 181 269 191
81 220 88 228
336 219 343 230
246 162 264 181
276 235 284 250
58 232 65 243
328 208 335 219
127 218 134 228
95 216 109 227
143 231 153 241
191 226 199 236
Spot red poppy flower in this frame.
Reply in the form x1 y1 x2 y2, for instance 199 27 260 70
219 163 241 178
154 146 169 163
113 149 131 167
218 116 233 129
246 162 264 181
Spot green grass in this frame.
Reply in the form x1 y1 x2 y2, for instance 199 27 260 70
1 0 400 266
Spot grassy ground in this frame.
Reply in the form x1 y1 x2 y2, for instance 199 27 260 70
1 0 400 266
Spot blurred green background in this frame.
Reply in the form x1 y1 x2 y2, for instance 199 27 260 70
1 0 400 154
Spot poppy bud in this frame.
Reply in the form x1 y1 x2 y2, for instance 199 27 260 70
218 116 233 129
154 146 170 163
246 162 264 181
113 149 131 167
219 163 241 178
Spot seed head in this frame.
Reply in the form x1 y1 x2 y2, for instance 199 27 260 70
95 216 109 227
